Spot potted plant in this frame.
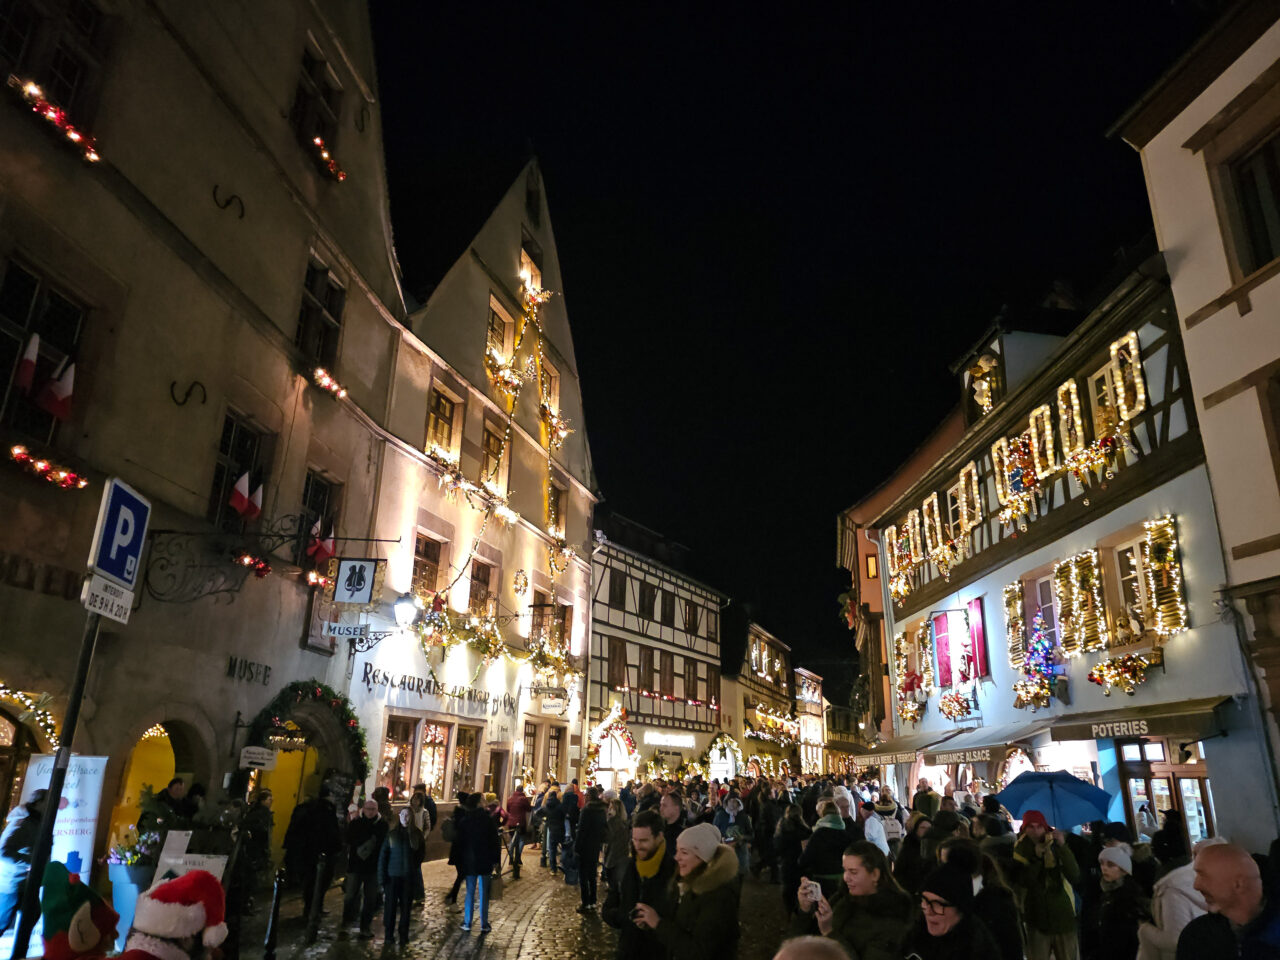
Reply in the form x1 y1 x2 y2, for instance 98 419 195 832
106 825 160 941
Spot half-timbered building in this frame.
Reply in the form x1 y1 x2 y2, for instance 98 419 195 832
722 607 798 779
865 247 1277 850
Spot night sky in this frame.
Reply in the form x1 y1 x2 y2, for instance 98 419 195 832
370 3 1217 695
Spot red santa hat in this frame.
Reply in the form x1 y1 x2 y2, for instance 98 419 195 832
129 870 227 950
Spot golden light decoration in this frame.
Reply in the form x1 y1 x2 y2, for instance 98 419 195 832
513 570 529 596
1053 549 1108 655
1003 581 1025 669
1057 379 1086 459
1110 331 1146 422
884 524 900 577
957 461 982 535
0 682 59 746
1028 404 1059 479
141 723 168 740
991 438 1012 506
540 403 573 449
1087 653 1150 696
8 75 100 162
905 509 923 563
312 368 348 399
922 493 945 556
1140 515 1188 638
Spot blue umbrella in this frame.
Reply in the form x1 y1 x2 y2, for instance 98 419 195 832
993 770 1112 828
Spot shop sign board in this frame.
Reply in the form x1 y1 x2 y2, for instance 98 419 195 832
239 746 277 770
324 621 370 639
155 830 228 882
358 663 518 717
82 572 132 625
540 697 566 712
644 731 696 748
333 558 379 604
20 754 107 879
927 748 994 765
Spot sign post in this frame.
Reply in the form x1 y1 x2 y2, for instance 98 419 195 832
12 478 149 959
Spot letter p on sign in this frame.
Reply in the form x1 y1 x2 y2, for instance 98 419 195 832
89 478 151 591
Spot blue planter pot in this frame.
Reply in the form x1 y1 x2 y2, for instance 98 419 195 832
108 862 155 949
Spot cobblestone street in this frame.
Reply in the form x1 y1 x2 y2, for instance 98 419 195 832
240 856 789 960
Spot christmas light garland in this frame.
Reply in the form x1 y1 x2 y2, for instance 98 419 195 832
313 367 348 398
1003 581 1026 669
1053 549 1108 655
309 136 347 182
0 683 59 746
706 732 744 774
10 445 90 489
234 552 272 578
1087 653 1150 696
1140 515 1188 638
7 75 100 162
583 702 640 786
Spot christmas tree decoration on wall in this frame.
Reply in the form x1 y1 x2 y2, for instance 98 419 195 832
1053 549 1108 655
9 445 90 489
7 76 100 162
1013 610 1057 711
939 690 973 721
309 136 347 181
1140 515 1188 639
312 368 348 399
1087 653 1150 696
0 682 59 746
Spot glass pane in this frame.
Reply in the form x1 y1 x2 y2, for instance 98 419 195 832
1180 779 1211 844
0 715 13 747
1151 778 1175 818
419 723 448 798
379 717 416 801
1127 779 1153 842
1144 741 1166 762
1121 744 1142 762
453 726 479 792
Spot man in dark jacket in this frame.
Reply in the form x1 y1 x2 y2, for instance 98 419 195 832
378 808 416 946
602 809 678 960
284 795 341 919
342 800 387 936
659 792 685 867
575 787 609 912
1177 842 1280 959
452 793 501 933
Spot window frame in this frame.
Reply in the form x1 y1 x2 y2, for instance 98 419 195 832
480 422 506 488
426 381 462 458
660 589 676 627
539 356 561 410
639 646 655 692
412 532 443 601
608 636 627 689
866 553 879 580
298 468 339 564
659 651 674 698
684 657 699 701
296 257 345 367
608 568 626 610
208 410 268 533
468 558 494 616
682 598 700 635
637 581 657 621
1026 573 1060 650
547 477 567 536
288 42 343 154
0 0 110 123
485 296 515 359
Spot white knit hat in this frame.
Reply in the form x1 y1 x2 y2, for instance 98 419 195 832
677 822 723 863
1099 843 1133 875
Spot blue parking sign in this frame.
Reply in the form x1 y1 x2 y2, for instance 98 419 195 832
89 478 151 590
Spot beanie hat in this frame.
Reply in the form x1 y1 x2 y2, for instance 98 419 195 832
1102 821 1133 844
921 864 974 913
1100 844 1133 875
677 822 723 864
1021 809 1049 830
128 869 227 949
40 862 119 960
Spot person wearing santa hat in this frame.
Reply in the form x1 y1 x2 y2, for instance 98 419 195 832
116 870 227 960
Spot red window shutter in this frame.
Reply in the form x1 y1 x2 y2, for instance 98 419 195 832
933 613 952 688
968 597 989 678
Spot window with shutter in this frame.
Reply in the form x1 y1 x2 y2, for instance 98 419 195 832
608 637 627 689
661 590 675 627
638 582 657 620
933 614 952 688
413 535 441 601
684 658 699 702
1003 581 1025 668
683 599 699 635
660 652 674 697
968 597 989 678
707 666 720 705
608 568 626 609
639 647 655 692
1054 550 1108 653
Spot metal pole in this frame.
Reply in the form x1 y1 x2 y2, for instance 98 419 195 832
11 612 101 960
262 869 285 960
304 852 328 944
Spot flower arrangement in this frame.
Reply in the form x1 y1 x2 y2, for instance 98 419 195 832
106 826 161 866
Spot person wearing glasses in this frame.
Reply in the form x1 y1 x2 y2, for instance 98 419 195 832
791 840 913 960
902 862 1001 958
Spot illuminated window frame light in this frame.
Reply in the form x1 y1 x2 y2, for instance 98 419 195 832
1109 330 1146 422
1003 581 1025 669
905 509 923 563
1027 404 1059 479
1057 379 1086 459
991 438 1012 506
957 461 982 534
1141 515 1188 639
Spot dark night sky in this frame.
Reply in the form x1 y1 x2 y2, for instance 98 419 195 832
369 3 1217 692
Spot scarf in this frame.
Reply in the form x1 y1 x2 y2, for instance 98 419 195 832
636 838 666 879
817 813 846 831
1101 877 1124 893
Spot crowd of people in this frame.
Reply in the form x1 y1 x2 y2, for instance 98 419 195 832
225 771 1280 958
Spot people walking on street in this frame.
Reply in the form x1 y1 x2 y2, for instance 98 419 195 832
777 802 813 915
1176 842 1280 958
454 792 501 933
407 791 430 902
575 786 609 912
543 786 567 874
505 784 531 880
900 862 1002 959
715 797 754 876
1012 809 1081 960
603 796 631 890
939 836 1023 960
443 802 467 903
242 790 274 879
659 791 685 866
633 821 741 959
912 779 941 819
0 790 45 937
859 802 889 857
342 799 386 937
377 808 416 947
284 793 341 920
603 809 677 959
1137 837 1223 960
791 839 913 960
1095 843 1147 960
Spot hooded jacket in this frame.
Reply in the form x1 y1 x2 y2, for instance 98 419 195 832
653 844 741 960
1138 862 1207 960
789 883 914 960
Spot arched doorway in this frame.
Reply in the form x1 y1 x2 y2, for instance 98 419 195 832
706 734 740 783
0 707 39 816
595 730 638 791
107 724 176 854
1000 747 1035 788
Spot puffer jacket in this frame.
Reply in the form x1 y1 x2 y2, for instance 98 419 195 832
377 825 415 882
653 844 741 960
1138 862 1207 960
789 883 914 960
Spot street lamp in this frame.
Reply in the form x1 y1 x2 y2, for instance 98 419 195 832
394 592 420 628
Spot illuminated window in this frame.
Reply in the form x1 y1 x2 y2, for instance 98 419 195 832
412 534 441 600
486 305 510 357
866 554 878 580
1088 365 1119 439
1114 538 1150 623
419 722 449 798
519 230 543 290
547 478 566 534
547 726 564 779
453 725 480 792
380 716 417 801
481 424 504 483
426 388 456 452
1027 575 1060 648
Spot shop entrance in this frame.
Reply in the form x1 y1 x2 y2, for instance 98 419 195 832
107 724 177 853
707 735 739 783
594 730 639 791
249 722 323 868
486 750 508 795
1118 738 1215 844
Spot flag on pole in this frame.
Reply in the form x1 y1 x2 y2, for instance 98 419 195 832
245 483 263 521
14 333 39 394
34 358 74 420
228 472 252 515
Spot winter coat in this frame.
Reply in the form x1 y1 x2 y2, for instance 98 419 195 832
602 846 679 960
1098 875 1147 960
862 813 889 856
1177 898 1280 960
1012 834 1080 935
662 816 686 865
377 825 415 883
543 794 567 830
604 811 631 871
898 912 1001 960
653 844 742 960
452 806 501 877
892 834 931 895
0 805 36 887
777 818 811 869
283 798 340 868
1138 861 1208 960
576 799 609 856
973 881 1023 960
345 815 387 875
912 788 941 819
1132 840 1159 897
789 883 913 960
505 791 531 835
798 823 849 898
979 831 1015 869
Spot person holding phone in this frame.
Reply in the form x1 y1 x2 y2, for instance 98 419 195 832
1012 810 1080 960
789 840 913 960
601 810 676 960
631 822 739 959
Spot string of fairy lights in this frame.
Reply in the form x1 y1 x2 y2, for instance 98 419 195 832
0 682 59 746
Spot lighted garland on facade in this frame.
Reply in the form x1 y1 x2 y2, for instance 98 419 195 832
1140 516 1188 638
894 631 934 724
7 75 100 162
312 367 348 398
582 702 640 786
1013 611 1056 711
1087 653 1150 696
995 435 1041 530
1053 549 1108 655
309 136 347 181
0 683 58 746
246 680 369 780
939 690 973 721
1003 581 1026 669
9 445 90 489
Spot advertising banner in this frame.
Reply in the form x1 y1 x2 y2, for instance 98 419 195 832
20 754 108 878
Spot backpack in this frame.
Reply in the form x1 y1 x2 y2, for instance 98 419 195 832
880 812 904 843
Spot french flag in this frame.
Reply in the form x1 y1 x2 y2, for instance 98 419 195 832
246 481 262 521
35 358 74 420
307 518 335 563
14 333 38 394
228 472 252 516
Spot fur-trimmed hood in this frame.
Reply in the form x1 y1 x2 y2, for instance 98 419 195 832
680 844 738 895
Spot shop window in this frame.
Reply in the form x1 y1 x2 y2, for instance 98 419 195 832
1118 736 1216 845
452 725 481 793
298 469 338 565
684 658 699 702
418 723 449 798
660 651 674 697
639 647 654 692
288 46 341 152
380 716 417 801
608 568 626 609
208 411 268 533
608 636 627 689
296 258 344 367
547 726 564 780
683 599 699 635
661 590 676 627
426 388 456 453
469 558 493 615
638 581 657 620
412 534 442 601
0 260 85 443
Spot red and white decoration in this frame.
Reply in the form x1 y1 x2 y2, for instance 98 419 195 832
35 358 74 421
306 518 334 564
14 332 38 394
122 869 227 960
227 472 262 520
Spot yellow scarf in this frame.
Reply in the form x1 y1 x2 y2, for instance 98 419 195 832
636 838 666 879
